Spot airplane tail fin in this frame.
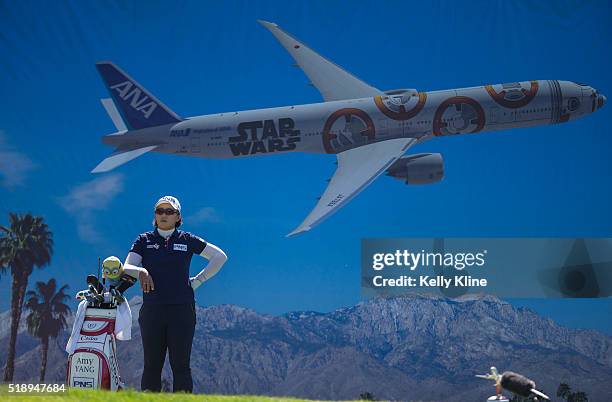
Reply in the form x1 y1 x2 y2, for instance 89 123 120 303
95 61 181 130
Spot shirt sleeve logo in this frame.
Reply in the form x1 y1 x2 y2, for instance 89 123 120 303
173 243 187 252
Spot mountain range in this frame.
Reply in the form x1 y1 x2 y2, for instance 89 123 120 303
1 294 610 401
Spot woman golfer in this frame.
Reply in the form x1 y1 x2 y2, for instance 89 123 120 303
123 195 228 393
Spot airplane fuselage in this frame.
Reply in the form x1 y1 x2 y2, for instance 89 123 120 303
102 79 605 158
93 20 607 236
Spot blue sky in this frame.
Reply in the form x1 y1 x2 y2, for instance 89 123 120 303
1 1 611 334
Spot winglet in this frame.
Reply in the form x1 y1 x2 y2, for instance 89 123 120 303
257 20 277 29
286 225 310 238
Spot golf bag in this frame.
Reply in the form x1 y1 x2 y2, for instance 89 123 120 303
66 306 123 390
66 272 135 391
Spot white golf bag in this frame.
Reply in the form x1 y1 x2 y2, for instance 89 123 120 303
66 306 124 390
65 272 135 391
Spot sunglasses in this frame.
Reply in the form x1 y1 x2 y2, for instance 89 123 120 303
155 208 179 215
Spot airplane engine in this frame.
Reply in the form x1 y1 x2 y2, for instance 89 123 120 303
385 153 444 185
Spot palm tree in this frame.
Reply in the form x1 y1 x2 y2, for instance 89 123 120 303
572 391 589 402
359 392 376 401
557 383 590 402
0 213 53 381
557 383 572 400
25 278 71 382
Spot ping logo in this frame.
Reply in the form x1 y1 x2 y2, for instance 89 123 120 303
110 80 157 119
73 377 94 388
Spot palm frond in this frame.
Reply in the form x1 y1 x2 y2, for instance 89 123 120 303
24 277 71 339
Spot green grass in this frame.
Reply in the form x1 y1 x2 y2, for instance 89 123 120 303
0 385 339 402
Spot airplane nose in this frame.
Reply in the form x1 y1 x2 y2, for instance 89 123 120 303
599 94 606 109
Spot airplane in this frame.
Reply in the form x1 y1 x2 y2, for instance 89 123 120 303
92 20 606 237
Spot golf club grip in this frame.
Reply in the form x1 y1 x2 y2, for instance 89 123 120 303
115 274 137 293
86 274 104 293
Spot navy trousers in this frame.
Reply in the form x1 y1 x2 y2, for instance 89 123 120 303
138 302 196 392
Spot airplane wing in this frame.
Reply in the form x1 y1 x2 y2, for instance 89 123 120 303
259 20 383 102
288 138 416 237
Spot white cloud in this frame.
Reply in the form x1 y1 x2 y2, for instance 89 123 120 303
0 131 36 190
59 174 123 212
57 174 124 243
188 206 222 224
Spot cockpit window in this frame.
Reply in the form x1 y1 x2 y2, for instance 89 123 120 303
568 97 580 111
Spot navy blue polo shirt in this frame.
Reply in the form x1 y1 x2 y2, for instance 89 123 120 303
129 228 207 305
